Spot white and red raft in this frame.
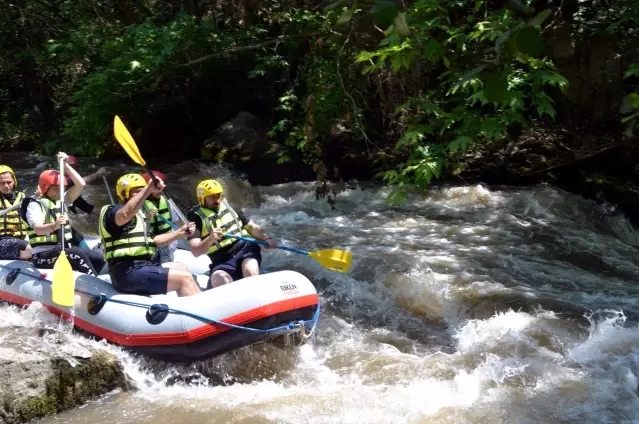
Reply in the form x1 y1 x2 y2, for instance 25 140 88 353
0 260 320 363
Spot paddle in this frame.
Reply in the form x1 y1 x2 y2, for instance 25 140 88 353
0 203 21 217
225 234 353 273
112 115 188 224
102 175 115 204
51 156 75 307
152 206 353 272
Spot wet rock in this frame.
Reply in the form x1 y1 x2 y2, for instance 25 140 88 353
200 111 314 185
0 330 127 424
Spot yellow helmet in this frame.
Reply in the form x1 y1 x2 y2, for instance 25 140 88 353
0 165 17 186
196 179 223 205
116 173 147 202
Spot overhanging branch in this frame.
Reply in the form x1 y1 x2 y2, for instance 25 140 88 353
176 31 325 68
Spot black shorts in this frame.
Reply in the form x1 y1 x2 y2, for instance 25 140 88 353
109 259 170 296
210 241 262 282
0 237 28 260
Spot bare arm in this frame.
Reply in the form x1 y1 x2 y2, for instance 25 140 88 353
154 222 195 247
63 162 86 203
188 230 220 257
82 167 106 185
32 219 63 236
245 220 270 241
153 229 185 247
26 202 65 235
114 184 155 227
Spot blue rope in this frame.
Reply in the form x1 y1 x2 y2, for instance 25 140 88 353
0 264 320 336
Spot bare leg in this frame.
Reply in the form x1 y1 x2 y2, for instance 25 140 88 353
241 258 260 278
167 269 200 297
209 270 233 288
19 244 32 260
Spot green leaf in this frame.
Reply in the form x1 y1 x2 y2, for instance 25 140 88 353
448 136 472 152
423 38 444 63
536 71 568 91
515 27 544 57
483 71 509 102
337 8 355 26
370 0 398 28
480 118 505 140
624 64 639 79
394 12 410 36
534 92 556 118
527 9 552 27
620 94 634 114
391 56 402 72
449 65 487 95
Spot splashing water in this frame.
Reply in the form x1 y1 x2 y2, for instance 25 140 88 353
2 155 639 423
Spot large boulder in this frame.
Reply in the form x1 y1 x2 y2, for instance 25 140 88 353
200 111 314 184
0 328 128 424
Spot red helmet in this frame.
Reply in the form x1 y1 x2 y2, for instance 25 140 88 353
66 155 79 166
38 170 67 194
142 170 166 183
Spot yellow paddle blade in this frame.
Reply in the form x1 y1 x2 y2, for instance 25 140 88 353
308 249 353 273
114 115 146 166
51 251 76 307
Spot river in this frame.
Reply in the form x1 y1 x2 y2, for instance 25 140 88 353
2 153 639 423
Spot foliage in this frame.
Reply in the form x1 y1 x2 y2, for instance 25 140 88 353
0 0 635 200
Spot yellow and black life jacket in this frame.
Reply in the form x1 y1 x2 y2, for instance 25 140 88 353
0 192 29 239
144 196 172 234
192 199 250 256
98 206 156 262
26 197 73 247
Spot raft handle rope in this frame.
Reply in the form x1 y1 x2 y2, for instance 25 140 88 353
0 265 320 337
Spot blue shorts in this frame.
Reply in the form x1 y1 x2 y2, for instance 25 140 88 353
0 237 28 260
210 241 262 283
109 259 169 296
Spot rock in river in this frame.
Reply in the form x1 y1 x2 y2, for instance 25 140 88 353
0 327 128 424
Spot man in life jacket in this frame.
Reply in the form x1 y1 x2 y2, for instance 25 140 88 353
188 179 277 288
0 165 32 260
98 173 200 296
24 152 102 275
141 170 183 264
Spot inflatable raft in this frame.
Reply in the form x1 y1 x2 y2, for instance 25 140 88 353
0 260 320 362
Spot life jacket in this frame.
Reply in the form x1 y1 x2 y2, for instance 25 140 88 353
98 205 156 262
192 199 249 256
144 196 172 234
0 192 29 239
26 197 73 247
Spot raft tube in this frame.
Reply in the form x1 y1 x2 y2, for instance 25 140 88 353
0 260 320 362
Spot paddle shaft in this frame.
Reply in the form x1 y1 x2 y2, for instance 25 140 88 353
152 217 296 253
59 157 65 251
142 164 188 223
225 234 309 255
0 203 20 217
102 175 115 204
